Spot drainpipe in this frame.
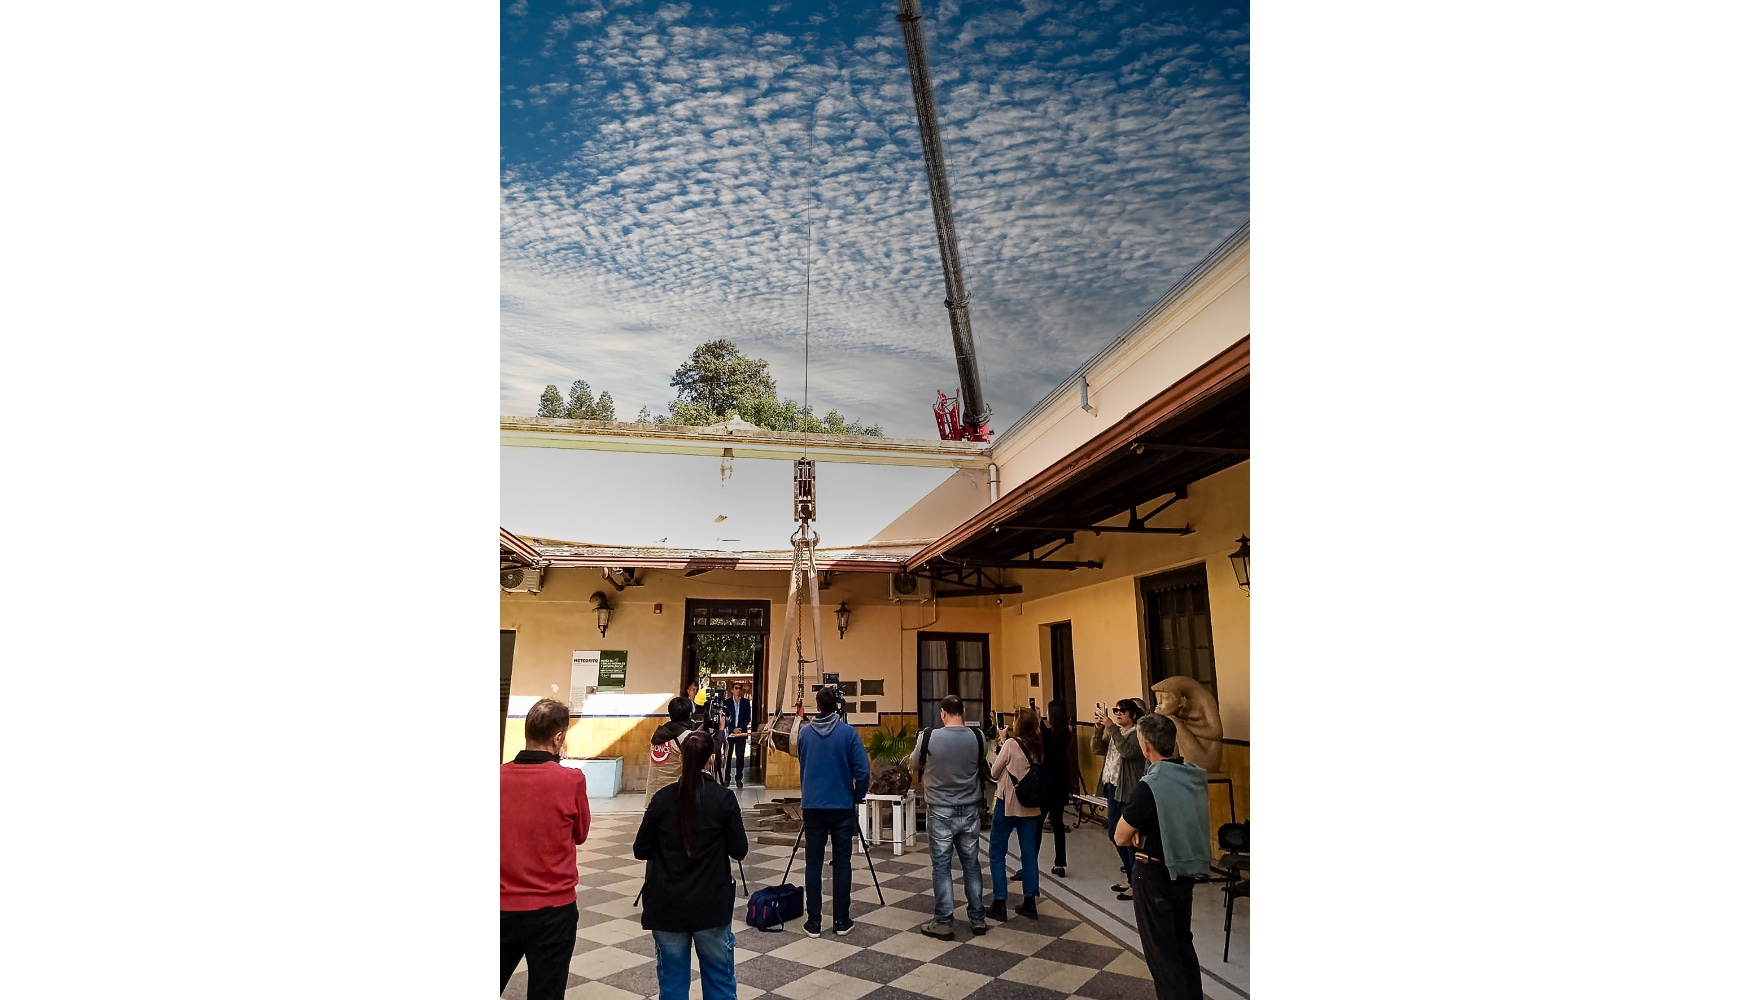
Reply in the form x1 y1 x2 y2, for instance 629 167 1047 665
988 463 999 504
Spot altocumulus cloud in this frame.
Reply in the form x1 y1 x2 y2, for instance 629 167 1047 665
502 0 1248 438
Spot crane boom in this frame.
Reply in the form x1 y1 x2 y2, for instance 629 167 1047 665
895 0 992 442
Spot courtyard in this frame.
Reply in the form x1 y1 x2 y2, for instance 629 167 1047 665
504 788 1248 1000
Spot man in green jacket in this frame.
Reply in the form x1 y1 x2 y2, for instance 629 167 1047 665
1115 712 1211 1000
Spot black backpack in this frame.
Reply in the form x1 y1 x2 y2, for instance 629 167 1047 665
1012 745 1049 809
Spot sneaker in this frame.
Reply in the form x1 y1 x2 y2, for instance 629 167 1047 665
971 924 988 936
804 923 821 938
834 921 854 936
1051 866 1066 877
1017 897 1038 920
920 921 955 940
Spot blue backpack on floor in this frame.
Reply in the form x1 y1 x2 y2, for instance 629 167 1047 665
746 883 803 931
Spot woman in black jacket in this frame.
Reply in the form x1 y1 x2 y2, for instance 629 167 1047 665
1040 699 1075 876
634 731 749 1000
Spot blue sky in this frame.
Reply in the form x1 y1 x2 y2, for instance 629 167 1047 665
501 0 1249 439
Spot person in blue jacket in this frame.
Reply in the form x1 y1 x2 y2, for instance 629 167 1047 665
796 686 871 937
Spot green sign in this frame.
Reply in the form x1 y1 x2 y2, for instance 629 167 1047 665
597 650 628 690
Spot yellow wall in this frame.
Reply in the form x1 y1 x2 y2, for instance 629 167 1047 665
996 460 1249 739
502 567 1004 786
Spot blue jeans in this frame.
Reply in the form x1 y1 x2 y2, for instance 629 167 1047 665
927 803 986 928
1105 784 1134 883
803 807 856 930
989 798 1041 902
652 925 735 1000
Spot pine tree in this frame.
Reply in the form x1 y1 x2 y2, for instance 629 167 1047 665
592 392 616 421
564 380 594 419
538 385 565 418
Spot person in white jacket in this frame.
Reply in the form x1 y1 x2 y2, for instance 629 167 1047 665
987 706 1045 921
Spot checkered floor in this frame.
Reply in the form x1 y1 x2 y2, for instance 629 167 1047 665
504 810 1161 1000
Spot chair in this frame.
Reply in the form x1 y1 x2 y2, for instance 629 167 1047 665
1213 820 1249 962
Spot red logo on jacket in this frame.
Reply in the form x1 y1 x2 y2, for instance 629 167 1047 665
650 741 674 765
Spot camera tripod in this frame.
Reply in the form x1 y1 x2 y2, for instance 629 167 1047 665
779 811 886 906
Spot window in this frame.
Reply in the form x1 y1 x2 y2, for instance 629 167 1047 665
1141 564 1218 699
917 632 991 729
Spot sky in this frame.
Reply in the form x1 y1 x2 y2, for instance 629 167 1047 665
501 0 1249 441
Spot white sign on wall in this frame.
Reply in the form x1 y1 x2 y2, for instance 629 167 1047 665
570 650 602 711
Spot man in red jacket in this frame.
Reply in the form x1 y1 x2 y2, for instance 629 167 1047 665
501 698 591 1000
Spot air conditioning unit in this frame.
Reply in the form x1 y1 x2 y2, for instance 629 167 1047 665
501 566 542 594
889 572 932 603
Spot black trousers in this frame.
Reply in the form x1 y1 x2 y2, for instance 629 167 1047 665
803 807 856 929
1042 801 1069 868
500 902 578 1000
1131 862 1202 1000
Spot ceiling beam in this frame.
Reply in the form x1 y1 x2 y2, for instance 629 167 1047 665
933 585 1025 598
945 557 1102 570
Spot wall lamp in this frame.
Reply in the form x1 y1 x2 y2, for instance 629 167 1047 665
835 601 851 639
589 591 614 637
1229 535 1250 592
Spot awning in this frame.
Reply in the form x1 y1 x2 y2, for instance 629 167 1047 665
907 337 1248 572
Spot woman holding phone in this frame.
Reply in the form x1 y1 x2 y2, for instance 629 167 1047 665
1091 698 1146 900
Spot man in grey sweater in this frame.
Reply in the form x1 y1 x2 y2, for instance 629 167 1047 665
908 694 988 938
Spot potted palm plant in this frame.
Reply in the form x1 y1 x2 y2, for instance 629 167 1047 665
865 722 918 795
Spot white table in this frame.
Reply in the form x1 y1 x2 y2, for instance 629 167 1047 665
859 791 917 856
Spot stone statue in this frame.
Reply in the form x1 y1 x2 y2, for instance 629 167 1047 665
1151 676 1224 772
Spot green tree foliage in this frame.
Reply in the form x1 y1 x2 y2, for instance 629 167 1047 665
537 384 565 418
564 380 595 418
634 405 655 424
593 391 616 421
655 340 882 436
669 339 777 416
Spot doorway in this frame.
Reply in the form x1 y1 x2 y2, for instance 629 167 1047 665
681 599 770 780
1141 563 1218 698
500 630 516 752
917 632 991 730
1047 621 1082 792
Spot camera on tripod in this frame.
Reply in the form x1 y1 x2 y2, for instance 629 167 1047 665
701 684 727 729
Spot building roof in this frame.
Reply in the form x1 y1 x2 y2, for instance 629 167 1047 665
520 537 920 573
501 416 990 469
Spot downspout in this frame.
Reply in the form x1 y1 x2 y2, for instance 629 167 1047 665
988 463 999 504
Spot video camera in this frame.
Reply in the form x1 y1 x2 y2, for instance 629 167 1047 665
703 685 727 728
815 683 848 719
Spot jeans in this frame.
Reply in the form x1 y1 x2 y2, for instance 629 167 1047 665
803 807 856 929
728 737 747 783
1104 784 1134 883
499 903 578 1000
927 803 986 927
1131 862 1202 1000
989 798 1041 902
652 925 736 1000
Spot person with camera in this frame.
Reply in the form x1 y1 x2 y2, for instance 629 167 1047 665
796 686 870 937
723 681 753 789
1114 712 1211 1000
634 730 750 1000
645 696 695 807
987 705 1045 921
1092 698 1147 900
501 698 591 1000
